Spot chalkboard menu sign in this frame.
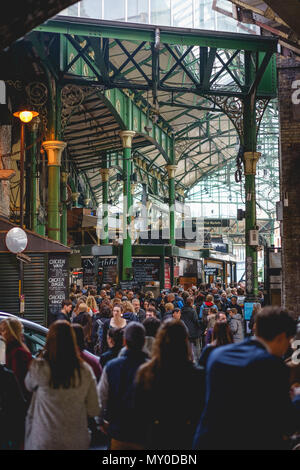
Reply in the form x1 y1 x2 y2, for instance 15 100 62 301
98 258 118 285
120 280 139 290
133 258 160 284
82 258 95 285
204 267 218 275
48 253 69 319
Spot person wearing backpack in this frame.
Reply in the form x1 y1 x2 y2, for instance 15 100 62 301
181 297 201 362
198 295 216 348
92 305 112 356
199 295 216 326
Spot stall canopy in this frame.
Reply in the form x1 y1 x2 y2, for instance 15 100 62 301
0 217 71 253
0 217 70 325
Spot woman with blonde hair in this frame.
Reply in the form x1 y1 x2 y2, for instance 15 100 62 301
24 320 100 449
0 317 32 402
86 295 98 315
122 300 134 313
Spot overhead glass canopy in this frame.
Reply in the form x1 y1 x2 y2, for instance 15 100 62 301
61 0 259 33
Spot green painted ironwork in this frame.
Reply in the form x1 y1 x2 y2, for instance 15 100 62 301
48 165 61 241
33 17 277 99
122 144 133 280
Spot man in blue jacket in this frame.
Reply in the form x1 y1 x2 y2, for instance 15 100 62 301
193 306 300 450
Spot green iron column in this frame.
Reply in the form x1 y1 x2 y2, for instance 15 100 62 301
29 119 39 232
166 137 177 246
120 130 135 281
243 95 261 300
166 164 177 247
60 171 69 245
43 141 66 241
100 167 109 245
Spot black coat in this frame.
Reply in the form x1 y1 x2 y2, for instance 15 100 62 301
180 306 201 340
105 349 148 442
133 361 205 450
0 365 26 449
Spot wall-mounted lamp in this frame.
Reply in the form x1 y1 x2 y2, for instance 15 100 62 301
13 106 39 227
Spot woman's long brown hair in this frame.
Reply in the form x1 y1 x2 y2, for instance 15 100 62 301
137 319 192 390
44 320 82 389
212 321 234 346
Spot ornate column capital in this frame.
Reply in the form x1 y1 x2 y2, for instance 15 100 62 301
61 171 69 184
166 164 177 179
71 192 80 203
120 130 136 149
244 152 261 175
42 140 67 166
100 168 109 182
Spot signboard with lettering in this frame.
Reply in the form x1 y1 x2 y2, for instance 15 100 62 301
204 267 218 276
120 280 139 290
211 242 228 253
82 257 95 285
165 263 171 289
98 258 118 285
244 302 255 321
204 219 230 228
48 253 69 319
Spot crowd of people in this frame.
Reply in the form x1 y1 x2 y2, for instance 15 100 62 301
1 280 300 450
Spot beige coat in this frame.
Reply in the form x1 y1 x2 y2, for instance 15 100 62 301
24 358 100 450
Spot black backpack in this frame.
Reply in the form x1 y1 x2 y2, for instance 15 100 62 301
93 318 105 356
0 365 26 449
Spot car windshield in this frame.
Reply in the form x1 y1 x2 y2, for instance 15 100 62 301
23 327 46 357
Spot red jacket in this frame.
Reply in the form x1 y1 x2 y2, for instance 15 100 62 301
80 350 102 383
5 340 32 401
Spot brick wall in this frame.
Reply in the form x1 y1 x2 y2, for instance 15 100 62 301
277 56 300 316
0 125 12 218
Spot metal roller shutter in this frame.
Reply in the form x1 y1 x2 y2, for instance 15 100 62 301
0 253 19 314
24 253 46 326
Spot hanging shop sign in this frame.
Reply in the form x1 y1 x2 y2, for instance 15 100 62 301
48 253 69 320
211 242 228 253
204 219 230 228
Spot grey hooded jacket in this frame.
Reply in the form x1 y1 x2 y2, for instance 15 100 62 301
229 314 244 343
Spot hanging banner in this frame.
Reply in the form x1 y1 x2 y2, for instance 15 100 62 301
165 263 171 289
